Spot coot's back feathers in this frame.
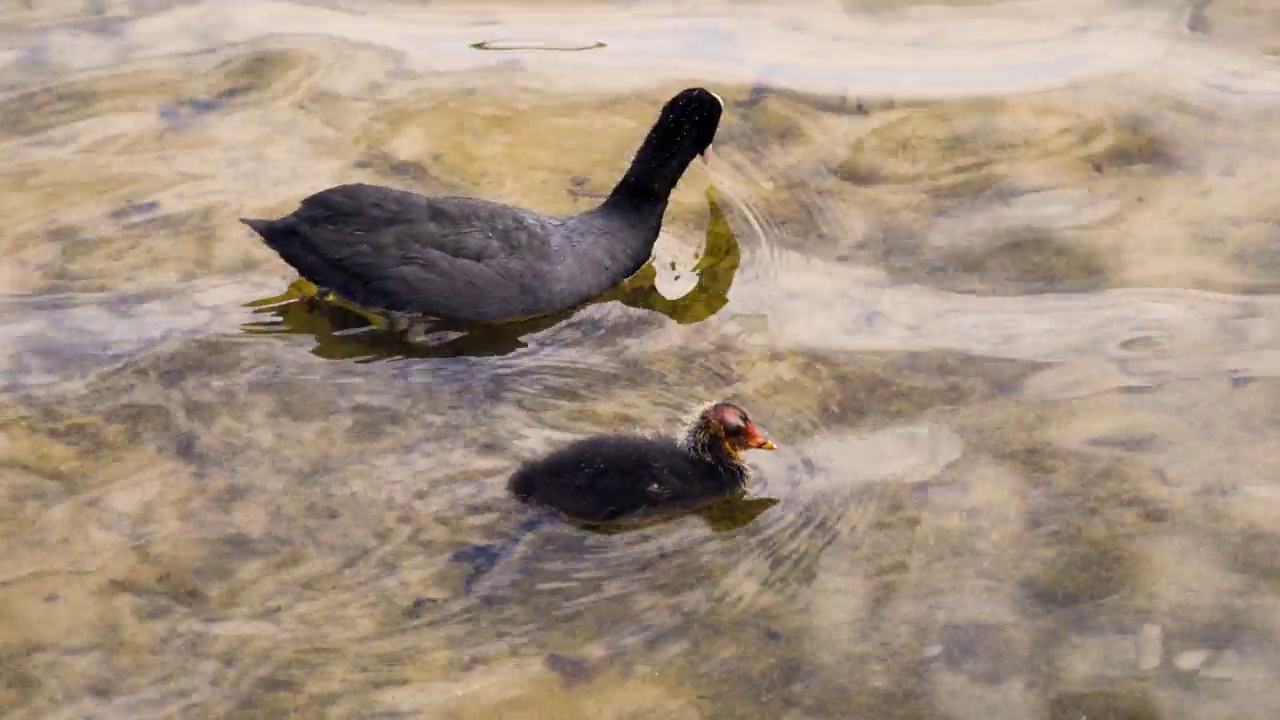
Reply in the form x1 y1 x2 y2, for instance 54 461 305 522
507 433 743 524
241 87 724 323
242 188 583 322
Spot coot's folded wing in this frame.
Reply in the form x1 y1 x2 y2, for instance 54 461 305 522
244 184 565 321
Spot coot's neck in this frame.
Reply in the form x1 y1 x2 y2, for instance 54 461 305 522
600 130 701 221
678 433 750 489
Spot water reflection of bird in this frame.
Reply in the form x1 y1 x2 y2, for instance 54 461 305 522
240 87 723 324
452 401 779 592
239 185 743 361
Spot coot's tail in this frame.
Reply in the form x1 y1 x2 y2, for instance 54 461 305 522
239 216 284 239
239 217 270 234
240 216 304 257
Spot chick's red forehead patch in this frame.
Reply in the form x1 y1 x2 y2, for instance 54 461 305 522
711 403 746 426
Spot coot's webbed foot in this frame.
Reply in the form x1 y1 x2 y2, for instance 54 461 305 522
405 321 433 346
387 313 412 332
450 543 506 594
449 513 554 594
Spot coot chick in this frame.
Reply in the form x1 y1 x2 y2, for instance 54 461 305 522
240 87 724 323
508 401 776 524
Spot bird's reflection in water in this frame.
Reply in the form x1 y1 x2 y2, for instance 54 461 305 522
240 187 742 362
575 492 780 535
452 492 780 594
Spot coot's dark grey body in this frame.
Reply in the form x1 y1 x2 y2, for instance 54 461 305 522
508 402 776 524
241 88 724 323
509 434 749 523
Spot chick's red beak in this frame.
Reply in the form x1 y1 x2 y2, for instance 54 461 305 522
743 423 777 450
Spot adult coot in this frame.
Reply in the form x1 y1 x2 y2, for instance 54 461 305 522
240 87 725 323
508 401 776 524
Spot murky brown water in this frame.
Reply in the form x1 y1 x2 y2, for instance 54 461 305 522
4 0 1280 717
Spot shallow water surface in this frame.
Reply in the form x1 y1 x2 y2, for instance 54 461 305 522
4 0 1280 717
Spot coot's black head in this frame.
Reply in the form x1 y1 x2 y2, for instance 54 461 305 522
656 87 723 162
606 87 725 209
681 401 777 462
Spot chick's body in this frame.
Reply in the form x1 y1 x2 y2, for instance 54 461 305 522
507 402 774 525
508 434 747 523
